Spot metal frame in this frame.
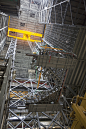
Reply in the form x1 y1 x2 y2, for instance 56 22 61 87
70 93 86 129
7 78 68 128
39 0 74 25
2 0 85 128
0 58 11 128
6 38 71 128
0 12 8 52
7 44 74 128
39 0 86 26
8 27 42 42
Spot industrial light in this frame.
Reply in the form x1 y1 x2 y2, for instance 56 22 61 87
17 107 26 109
62 94 64 97
44 7 47 10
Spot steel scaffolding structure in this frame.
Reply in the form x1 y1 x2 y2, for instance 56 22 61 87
6 38 73 128
8 78 66 128
39 0 86 26
0 12 8 52
0 0 85 128
39 0 74 24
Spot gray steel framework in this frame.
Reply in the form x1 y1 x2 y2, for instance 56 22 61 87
0 12 8 52
7 78 71 128
39 0 86 26
1 0 85 128
39 0 73 25
43 24 80 52
0 58 11 128
6 39 72 128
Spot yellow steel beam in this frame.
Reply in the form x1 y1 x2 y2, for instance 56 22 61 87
70 93 86 129
71 118 81 129
8 16 10 27
10 91 28 98
37 67 42 89
81 93 86 109
7 27 42 42
41 45 63 50
72 104 86 128
8 35 41 42
8 27 42 37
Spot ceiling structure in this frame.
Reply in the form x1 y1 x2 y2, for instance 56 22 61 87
0 0 20 16
0 0 86 129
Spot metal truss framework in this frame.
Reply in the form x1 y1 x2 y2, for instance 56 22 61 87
31 48 77 101
39 0 86 26
0 12 8 52
7 78 72 129
2 0 85 128
5 38 72 128
5 38 17 69
39 0 73 25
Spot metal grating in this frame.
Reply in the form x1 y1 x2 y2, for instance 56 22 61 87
44 24 80 52
39 0 86 26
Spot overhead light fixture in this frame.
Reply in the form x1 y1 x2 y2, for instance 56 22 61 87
45 7 47 10
17 107 26 109
62 94 64 97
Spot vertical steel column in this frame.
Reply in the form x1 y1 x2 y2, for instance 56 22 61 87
0 12 8 52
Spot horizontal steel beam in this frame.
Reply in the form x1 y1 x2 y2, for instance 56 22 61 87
26 104 62 112
8 27 42 42
0 26 8 31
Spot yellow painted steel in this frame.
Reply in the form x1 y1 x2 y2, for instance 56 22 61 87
8 27 42 37
7 16 42 42
70 93 86 129
41 45 63 50
10 91 28 99
7 16 10 36
37 67 42 89
7 27 42 42
8 16 10 27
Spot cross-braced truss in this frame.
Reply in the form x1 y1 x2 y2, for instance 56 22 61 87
39 0 86 26
6 39 73 128
7 78 71 129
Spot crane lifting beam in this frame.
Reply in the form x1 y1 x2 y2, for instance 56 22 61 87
7 27 42 42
